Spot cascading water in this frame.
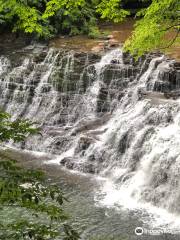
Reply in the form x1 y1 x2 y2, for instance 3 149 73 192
0 44 180 228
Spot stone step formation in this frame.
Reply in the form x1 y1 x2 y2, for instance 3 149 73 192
0 44 180 216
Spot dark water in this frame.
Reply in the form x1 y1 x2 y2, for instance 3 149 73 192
0 147 180 240
50 166 180 240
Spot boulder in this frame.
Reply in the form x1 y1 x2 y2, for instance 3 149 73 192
98 42 105 47
83 163 97 174
108 39 119 48
91 45 104 53
74 136 94 154
107 35 114 40
60 157 74 169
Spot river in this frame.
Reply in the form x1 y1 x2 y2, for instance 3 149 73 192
0 147 180 240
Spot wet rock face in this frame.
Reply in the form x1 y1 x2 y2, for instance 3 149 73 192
149 61 180 95
74 136 94 154
0 44 180 174
2 42 180 215
60 156 98 173
0 33 33 55
118 131 131 154
60 157 75 169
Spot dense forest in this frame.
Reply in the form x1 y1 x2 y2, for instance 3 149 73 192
0 0 179 56
0 0 150 36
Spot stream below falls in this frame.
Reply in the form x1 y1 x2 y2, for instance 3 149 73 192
1 147 180 240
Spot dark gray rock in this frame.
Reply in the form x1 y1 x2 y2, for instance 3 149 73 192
74 136 94 154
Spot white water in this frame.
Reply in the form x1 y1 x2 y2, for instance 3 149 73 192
0 45 180 231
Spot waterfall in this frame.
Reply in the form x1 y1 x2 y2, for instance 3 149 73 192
0 44 180 222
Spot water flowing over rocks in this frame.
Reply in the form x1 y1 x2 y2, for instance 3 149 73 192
0 43 180 216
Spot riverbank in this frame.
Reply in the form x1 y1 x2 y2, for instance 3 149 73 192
0 19 179 61
50 19 180 61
